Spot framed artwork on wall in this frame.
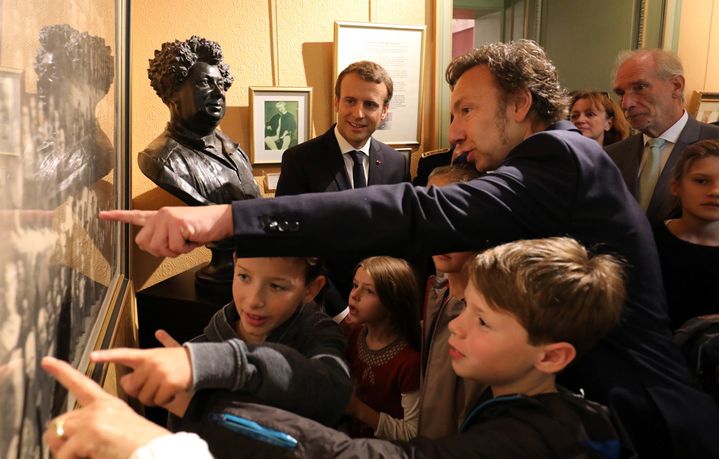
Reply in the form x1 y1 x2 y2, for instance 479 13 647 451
689 91 719 124
249 86 312 164
0 67 23 156
334 21 425 146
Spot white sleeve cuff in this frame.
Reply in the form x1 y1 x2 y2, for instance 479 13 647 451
130 432 213 459
374 390 420 441
332 306 350 324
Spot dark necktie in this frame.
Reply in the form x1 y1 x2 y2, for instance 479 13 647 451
349 150 366 188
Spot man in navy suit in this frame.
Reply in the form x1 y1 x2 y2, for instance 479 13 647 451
276 61 409 321
105 41 719 458
606 49 719 226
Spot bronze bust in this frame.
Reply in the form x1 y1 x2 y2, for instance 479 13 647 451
140 36 259 206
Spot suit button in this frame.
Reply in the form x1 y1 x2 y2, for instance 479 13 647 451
278 221 289 232
268 221 279 231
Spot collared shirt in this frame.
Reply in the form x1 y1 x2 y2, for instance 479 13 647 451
640 110 689 177
334 125 371 188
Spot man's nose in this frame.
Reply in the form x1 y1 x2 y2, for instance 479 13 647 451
352 104 364 119
448 117 464 145
619 93 633 111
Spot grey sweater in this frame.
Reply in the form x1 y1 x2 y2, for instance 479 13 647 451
169 302 351 431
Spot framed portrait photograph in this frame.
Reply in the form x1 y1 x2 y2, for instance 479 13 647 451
0 67 23 156
334 22 425 146
249 86 312 164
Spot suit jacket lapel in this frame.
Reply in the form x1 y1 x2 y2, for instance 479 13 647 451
324 125 352 190
367 138 383 185
647 117 700 220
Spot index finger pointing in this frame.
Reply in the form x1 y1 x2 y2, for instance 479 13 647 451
90 348 153 368
41 356 108 406
99 210 156 227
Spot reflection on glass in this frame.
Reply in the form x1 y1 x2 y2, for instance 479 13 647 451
0 9 117 458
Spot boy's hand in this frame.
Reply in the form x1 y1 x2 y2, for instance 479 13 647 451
91 330 193 407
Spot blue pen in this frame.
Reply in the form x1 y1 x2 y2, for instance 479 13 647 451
209 413 299 449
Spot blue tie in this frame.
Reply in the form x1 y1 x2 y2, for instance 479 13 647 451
349 150 366 188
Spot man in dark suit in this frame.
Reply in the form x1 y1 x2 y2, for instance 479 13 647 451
276 61 409 321
276 61 408 194
606 49 719 225
106 41 719 458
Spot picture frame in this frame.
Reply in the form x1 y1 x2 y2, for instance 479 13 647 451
0 67 23 156
264 171 280 192
688 90 719 124
249 86 312 164
334 22 425 146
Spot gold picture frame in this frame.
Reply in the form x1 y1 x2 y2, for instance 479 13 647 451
688 90 719 124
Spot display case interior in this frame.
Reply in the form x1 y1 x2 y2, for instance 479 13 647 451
0 1 130 457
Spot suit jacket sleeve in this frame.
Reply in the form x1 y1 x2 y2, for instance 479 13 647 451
231 132 579 259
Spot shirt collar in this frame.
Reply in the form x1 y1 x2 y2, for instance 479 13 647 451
334 125 371 156
643 110 688 145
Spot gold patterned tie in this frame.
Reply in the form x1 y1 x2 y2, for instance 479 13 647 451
639 137 667 210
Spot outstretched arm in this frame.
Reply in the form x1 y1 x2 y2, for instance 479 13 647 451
99 205 232 257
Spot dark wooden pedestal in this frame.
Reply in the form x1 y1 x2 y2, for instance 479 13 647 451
136 265 232 425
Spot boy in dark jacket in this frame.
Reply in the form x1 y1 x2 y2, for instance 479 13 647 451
91 256 352 429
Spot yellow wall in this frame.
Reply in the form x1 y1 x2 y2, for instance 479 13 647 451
677 0 719 101
131 0 434 289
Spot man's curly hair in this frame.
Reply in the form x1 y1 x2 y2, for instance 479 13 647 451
148 36 233 104
446 40 568 124
34 24 114 95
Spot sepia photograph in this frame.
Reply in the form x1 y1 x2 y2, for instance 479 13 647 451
249 86 312 164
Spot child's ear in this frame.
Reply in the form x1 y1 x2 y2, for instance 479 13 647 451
670 179 680 196
302 275 327 304
534 342 576 374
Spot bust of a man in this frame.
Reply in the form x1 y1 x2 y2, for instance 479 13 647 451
30 24 115 209
140 36 259 205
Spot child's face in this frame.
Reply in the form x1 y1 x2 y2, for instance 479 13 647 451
348 267 387 324
447 282 544 394
672 156 719 222
432 251 475 275
232 258 319 343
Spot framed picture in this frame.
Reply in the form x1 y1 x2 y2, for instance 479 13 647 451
0 67 23 156
689 91 719 124
334 22 425 146
249 86 312 164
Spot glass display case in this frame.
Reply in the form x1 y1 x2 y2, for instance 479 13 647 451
0 1 130 457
